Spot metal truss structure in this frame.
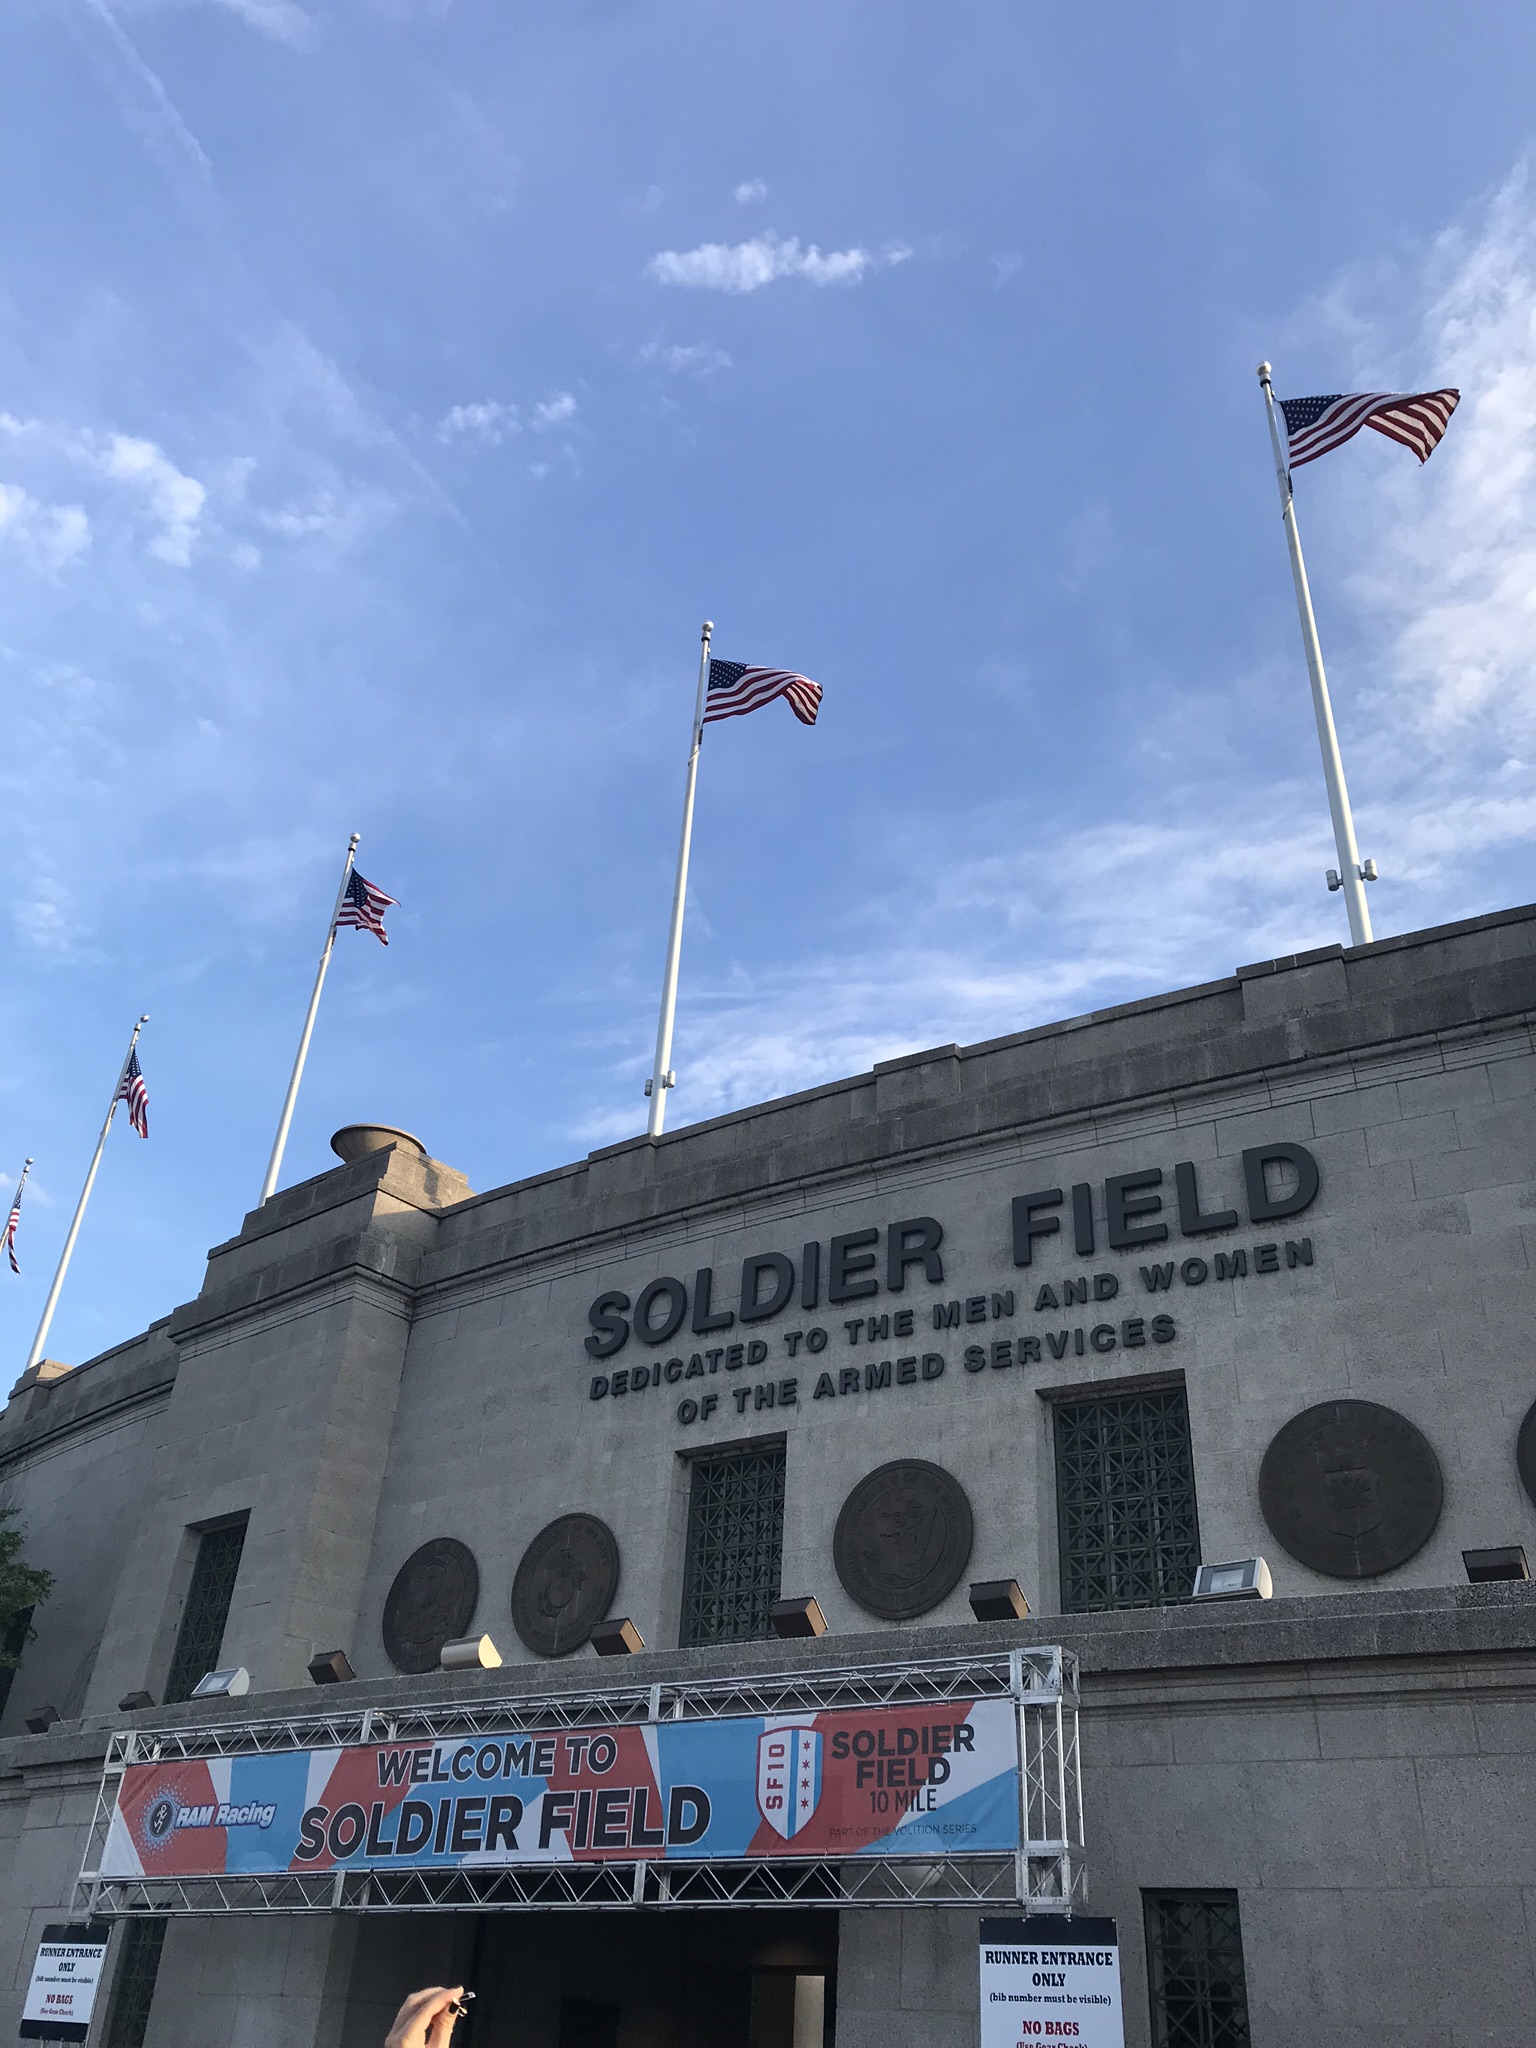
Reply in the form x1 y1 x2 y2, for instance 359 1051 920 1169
75 1647 1084 1917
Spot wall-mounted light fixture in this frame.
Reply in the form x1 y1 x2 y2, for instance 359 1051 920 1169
117 1691 156 1713
1463 1546 1530 1583
590 1617 645 1657
770 1596 828 1640
307 1650 356 1685
24 1704 59 1733
440 1634 502 1672
969 1579 1031 1622
1192 1558 1273 1601
190 1667 251 1698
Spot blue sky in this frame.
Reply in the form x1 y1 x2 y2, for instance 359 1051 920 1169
5 1 1536 1368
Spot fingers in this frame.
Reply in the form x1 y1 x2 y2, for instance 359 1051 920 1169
385 1987 465 2048
424 1990 467 2048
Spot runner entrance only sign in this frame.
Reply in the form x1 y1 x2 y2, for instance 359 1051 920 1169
20 1922 111 2042
978 1917 1125 2048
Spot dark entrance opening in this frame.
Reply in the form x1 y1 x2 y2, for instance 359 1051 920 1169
343 1908 837 2048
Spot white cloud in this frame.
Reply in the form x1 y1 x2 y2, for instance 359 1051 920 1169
530 392 577 429
438 392 575 443
734 180 767 205
258 486 392 547
113 0 314 48
1353 165 1536 741
647 232 910 294
0 484 91 571
88 433 206 565
209 0 315 44
438 400 519 445
640 340 732 377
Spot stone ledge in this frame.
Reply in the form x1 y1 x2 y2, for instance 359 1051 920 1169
5 1584 1531 1779
0 1333 177 1466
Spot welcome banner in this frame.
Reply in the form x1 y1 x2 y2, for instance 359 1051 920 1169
101 1697 1021 1879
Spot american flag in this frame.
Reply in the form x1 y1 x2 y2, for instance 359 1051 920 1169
703 659 822 729
3 1169 25 1276
336 868 397 945
116 1049 149 1140
1279 389 1459 470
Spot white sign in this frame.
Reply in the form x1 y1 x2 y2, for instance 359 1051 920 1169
20 1923 111 2041
979 1917 1124 2048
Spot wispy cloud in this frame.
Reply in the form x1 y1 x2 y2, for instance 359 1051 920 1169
208 0 315 44
438 400 519 446
1357 164 1536 737
438 392 577 444
530 391 577 428
111 0 315 49
733 179 767 205
647 231 911 294
87 433 206 565
0 485 91 571
1 418 206 568
257 485 394 548
639 339 733 377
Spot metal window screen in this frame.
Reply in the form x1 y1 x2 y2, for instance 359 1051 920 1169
105 1917 167 2048
679 1443 786 1646
1144 1891 1251 2048
163 1521 247 1704
1053 1387 1199 1613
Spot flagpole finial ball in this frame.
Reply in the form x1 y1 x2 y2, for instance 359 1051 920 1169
701 620 713 636
1257 361 1272 380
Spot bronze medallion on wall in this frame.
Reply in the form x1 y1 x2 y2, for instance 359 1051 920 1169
833 1459 974 1620
382 1537 480 1673
1517 1397 1536 1511
510 1513 620 1657
1258 1400 1443 1579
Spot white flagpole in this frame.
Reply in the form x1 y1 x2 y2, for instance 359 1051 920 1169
258 833 360 1206
646 622 713 1137
25 1016 148 1373
1257 362 1375 948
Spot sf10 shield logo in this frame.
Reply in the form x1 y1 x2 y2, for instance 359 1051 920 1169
756 1722 822 1839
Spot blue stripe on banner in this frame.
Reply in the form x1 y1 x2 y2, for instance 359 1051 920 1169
851 1766 1021 1856
654 1716 764 1856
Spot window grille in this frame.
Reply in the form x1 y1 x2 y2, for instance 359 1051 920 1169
1053 1386 1199 1613
1144 1891 1251 2048
104 1917 167 2048
163 1521 247 1704
679 1443 786 1647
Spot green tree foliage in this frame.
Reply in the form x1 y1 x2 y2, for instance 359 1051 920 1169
0 1507 52 1667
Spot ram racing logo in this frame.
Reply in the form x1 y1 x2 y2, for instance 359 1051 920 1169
756 1721 822 1840
139 1790 276 1849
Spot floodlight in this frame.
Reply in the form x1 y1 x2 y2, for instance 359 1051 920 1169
24 1704 59 1733
590 1617 645 1657
1463 1546 1530 1583
189 1667 251 1698
308 1650 356 1685
769 1596 828 1640
117 1691 156 1713
1192 1558 1273 1601
969 1579 1031 1622
439 1634 502 1671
